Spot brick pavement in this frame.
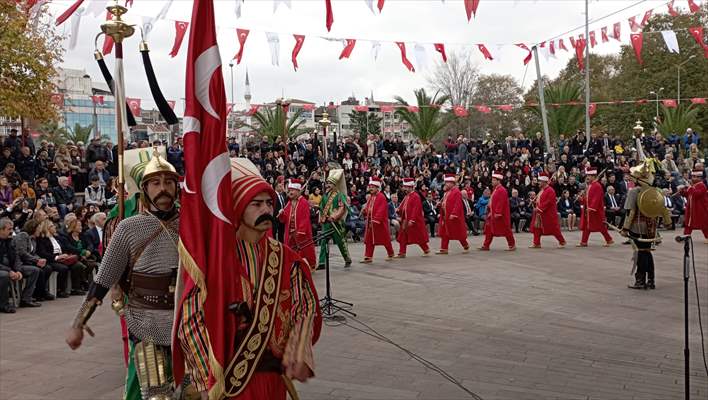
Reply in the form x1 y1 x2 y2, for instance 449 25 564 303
1 230 707 399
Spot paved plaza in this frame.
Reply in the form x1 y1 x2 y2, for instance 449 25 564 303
1 231 707 400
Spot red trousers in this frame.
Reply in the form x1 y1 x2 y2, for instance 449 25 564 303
684 227 708 238
364 241 394 258
398 239 430 255
440 236 468 251
482 232 515 248
532 229 566 246
229 372 287 399
580 227 612 244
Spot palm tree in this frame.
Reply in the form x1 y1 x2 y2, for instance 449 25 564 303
66 123 95 144
528 81 584 137
394 89 453 144
658 104 698 137
248 106 306 144
38 121 68 146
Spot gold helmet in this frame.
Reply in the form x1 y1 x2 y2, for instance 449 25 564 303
141 149 179 185
326 168 347 196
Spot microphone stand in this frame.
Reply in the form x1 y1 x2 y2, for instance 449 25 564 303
681 236 691 400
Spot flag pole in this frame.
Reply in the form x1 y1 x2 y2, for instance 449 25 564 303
101 1 134 220
532 46 552 159
584 0 591 150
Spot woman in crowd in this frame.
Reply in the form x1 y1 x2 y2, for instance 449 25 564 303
309 186 323 208
12 181 36 209
59 217 97 286
557 189 577 231
0 176 13 208
35 220 86 297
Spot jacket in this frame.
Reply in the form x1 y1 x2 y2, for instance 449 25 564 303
35 236 61 262
0 237 21 272
13 232 40 265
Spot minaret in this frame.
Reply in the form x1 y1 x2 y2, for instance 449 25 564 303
244 69 252 128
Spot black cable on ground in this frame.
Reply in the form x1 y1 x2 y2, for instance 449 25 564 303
689 239 708 377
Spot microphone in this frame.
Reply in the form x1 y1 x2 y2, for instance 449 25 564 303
675 235 691 243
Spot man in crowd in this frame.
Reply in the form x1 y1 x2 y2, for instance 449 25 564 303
278 178 315 269
272 176 287 243
438 173 469 254
0 218 41 313
362 176 394 263
529 173 566 248
396 178 430 258
53 176 75 217
318 169 352 268
479 172 516 251
679 167 708 243
578 167 614 247
604 185 624 227
461 190 479 235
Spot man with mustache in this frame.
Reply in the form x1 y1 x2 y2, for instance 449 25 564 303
396 177 430 257
65 151 180 399
437 173 469 254
278 178 315 269
361 176 395 263
175 158 321 400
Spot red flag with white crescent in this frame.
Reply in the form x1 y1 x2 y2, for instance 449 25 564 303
515 43 532 65
640 10 652 27
589 31 597 48
575 38 586 71
477 44 493 60
434 43 447 62
234 28 249 64
688 27 708 59
613 22 622 41
475 105 491 114
630 33 644 65
662 99 678 108
172 0 241 395
589 103 597 117
169 21 190 58
453 105 468 117
601 26 609 43
558 39 568 51
690 98 706 104
102 12 114 55
126 98 141 117
628 16 640 32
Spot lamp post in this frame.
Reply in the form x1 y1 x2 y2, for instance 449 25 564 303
275 98 290 159
649 87 664 129
319 112 331 162
677 54 697 105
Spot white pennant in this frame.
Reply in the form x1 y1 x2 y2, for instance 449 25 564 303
156 0 174 20
364 0 375 14
414 44 427 71
235 0 244 18
661 30 680 54
540 44 551 62
68 7 85 50
273 0 291 14
371 41 381 61
266 32 280 66
142 16 156 41
86 0 106 17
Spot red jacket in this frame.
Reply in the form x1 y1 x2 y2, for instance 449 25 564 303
484 184 512 236
530 185 561 235
364 191 392 246
278 196 315 268
398 191 429 245
438 187 468 240
683 181 708 229
579 181 606 232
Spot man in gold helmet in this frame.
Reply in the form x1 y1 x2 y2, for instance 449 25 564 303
65 151 181 400
318 169 352 268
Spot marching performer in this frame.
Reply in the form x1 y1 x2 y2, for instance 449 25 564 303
479 172 516 251
362 176 395 263
437 174 469 254
577 167 614 247
318 169 352 268
278 178 316 269
396 178 430 257
66 152 180 400
175 158 321 399
529 172 566 248
620 159 671 289
679 167 708 243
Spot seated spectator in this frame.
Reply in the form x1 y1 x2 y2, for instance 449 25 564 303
663 188 679 230
53 176 75 217
557 190 577 231
423 191 438 237
14 220 54 301
461 190 479 235
0 147 13 172
389 193 400 239
15 146 36 183
83 212 106 260
0 176 13 208
345 202 364 242
509 189 529 233
87 160 110 187
2 163 21 188
604 186 624 226
474 188 491 231
12 181 36 209
0 218 41 312
35 177 57 210
84 176 106 209
58 217 96 286
34 220 85 297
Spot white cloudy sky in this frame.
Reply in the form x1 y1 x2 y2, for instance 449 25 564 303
52 0 685 115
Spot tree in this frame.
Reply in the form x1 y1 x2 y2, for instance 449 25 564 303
394 89 453 144
248 106 306 143
66 123 95 144
426 50 479 106
658 105 699 136
38 121 68 146
469 74 525 137
347 111 382 143
527 80 585 138
0 2 64 123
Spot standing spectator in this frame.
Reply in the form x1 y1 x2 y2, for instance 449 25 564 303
84 176 106 209
15 146 36 183
0 218 41 311
423 192 438 237
53 176 75 217
167 142 184 175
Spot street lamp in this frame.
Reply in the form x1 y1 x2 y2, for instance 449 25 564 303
676 54 697 105
228 61 234 106
319 112 331 161
649 87 664 128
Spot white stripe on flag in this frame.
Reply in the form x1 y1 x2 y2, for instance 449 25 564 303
661 30 680 54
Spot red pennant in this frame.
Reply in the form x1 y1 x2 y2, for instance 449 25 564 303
233 28 249 64
515 43 532 65
302 104 316 111
640 10 653 28
226 103 234 114
169 21 189 58
434 43 448 62
558 39 568 51
497 104 513 112
668 0 679 16
396 42 415 72
477 44 493 60
453 105 468 117
377 0 384 12
690 98 707 104
380 105 395 112
475 105 491 114
354 105 369 112
629 16 640 32
688 27 708 59
339 39 356 59
662 99 678 108
291 34 305 71
50 93 64 106
55 0 84 26
91 95 104 105
126 98 141 117
167 100 176 109
125 0 133 7
601 27 609 43
569 36 576 49
464 0 480 21
406 106 419 113
613 22 622 41
247 105 260 115
102 12 114 55
589 103 597 117
636 99 649 104
688 0 701 13
549 40 556 56
575 38 586 71
630 33 644 65
325 0 334 32
589 31 597 48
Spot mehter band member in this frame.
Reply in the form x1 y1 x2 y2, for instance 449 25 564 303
278 178 316 269
577 167 614 247
396 178 430 257
437 174 469 254
479 171 516 251
361 176 395 263
529 172 566 248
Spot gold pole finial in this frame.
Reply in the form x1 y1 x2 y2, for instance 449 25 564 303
101 1 135 43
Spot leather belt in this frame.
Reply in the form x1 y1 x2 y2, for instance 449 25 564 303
128 270 176 310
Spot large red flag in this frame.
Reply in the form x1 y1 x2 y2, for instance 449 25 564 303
169 21 190 58
126 97 141 117
630 33 644 65
575 38 586 71
688 27 708 59
173 0 241 396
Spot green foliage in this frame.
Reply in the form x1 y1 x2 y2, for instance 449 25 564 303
66 123 94 144
347 111 382 143
527 81 585 137
469 74 525 137
394 89 453 144
248 106 306 143
658 105 699 136
37 121 68 146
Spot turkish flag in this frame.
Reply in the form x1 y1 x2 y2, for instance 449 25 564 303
475 105 491 114
395 42 415 72
549 40 556 56
325 0 334 31
55 0 84 26
292 34 305 71
636 99 649 105
233 28 249 64
434 43 447 62
569 36 576 49
690 98 707 104
464 0 480 21
91 95 104 105
302 104 315 111
339 39 356 59
247 104 260 115
497 104 513 112
589 31 597 48
662 99 678 108
575 38 586 71
102 12 114 55
558 39 568 51
169 21 189 57
167 100 176 109
515 43 532 65
354 105 369 112
226 103 234 114
668 0 679 16
406 105 419 113
380 105 395 112
50 93 64 106
126 97 141 117
453 106 468 117
688 27 708 59
640 10 652 27
477 44 493 60
613 22 621 41
601 27 609 43
688 0 701 13
589 103 597 117
172 0 242 394
630 33 644 65
377 0 384 12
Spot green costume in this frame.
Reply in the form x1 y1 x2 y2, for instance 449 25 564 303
318 169 352 268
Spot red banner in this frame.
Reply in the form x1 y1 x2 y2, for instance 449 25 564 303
575 38 586 72
630 33 644 65
169 21 189 58
354 105 369 112
477 44 493 60
688 27 708 59
690 98 707 104
50 93 64 106
102 12 114 55
662 99 677 108
292 34 305 71
688 0 701 13
233 28 249 64
515 43 532 65
377 0 384 12
91 95 104 105
589 103 597 117
339 39 356 59
464 0 480 21
601 26 609 43
126 97 141 117
395 42 415 72
434 43 447 62
453 105 468 117
325 0 334 32
55 0 84 26
668 0 679 16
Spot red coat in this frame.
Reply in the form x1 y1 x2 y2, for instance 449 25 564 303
364 191 391 245
397 191 429 245
530 185 561 235
683 181 708 229
438 187 467 240
278 196 315 267
484 184 512 236
579 181 606 232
